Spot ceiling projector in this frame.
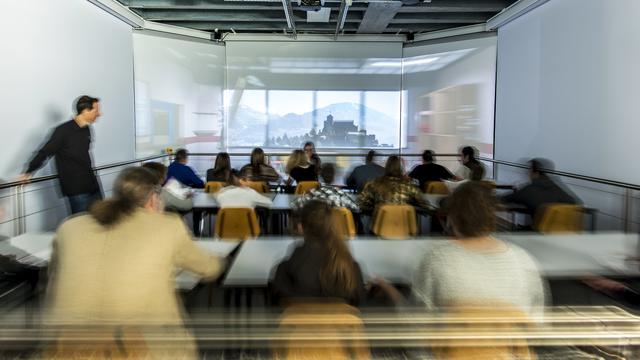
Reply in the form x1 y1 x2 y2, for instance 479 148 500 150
297 0 324 11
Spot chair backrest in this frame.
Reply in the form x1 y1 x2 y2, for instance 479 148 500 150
424 181 449 195
433 304 536 360
205 181 225 193
274 302 370 360
41 327 150 359
371 204 417 240
333 207 356 239
214 208 260 240
245 181 269 193
534 203 584 234
295 181 320 195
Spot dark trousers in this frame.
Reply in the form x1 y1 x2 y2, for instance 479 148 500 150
67 190 103 214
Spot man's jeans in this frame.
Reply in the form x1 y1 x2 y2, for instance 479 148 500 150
67 191 103 215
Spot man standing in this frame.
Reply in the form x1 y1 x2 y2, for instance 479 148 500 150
20 96 103 214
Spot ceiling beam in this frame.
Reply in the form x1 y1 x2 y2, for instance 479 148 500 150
357 1 402 34
133 9 362 22
281 0 297 37
160 21 451 33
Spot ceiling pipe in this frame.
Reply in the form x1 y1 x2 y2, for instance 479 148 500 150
334 0 351 40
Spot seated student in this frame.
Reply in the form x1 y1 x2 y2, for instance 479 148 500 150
413 182 546 317
358 155 427 212
206 152 233 184
215 170 273 208
142 162 193 213
443 160 486 193
285 149 318 186
240 147 281 183
454 146 485 181
271 200 366 306
346 150 385 193
501 158 581 216
167 148 205 189
303 141 322 174
409 150 454 190
291 163 359 212
46 167 224 358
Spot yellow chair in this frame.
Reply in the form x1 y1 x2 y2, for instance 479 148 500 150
245 181 269 193
274 302 370 360
295 181 320 195
205 181 225 193
333 207 357 239
424 181 449 195
534 203 584 234
371 204 417 240
214 208 260 240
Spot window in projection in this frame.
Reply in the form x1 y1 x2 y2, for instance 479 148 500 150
133 32 225 157
225 41 403 149
402 35 497 158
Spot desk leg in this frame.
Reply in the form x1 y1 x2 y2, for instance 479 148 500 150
193 210 203 236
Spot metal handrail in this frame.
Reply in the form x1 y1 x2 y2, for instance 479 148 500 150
0 154 169 190
2 152 639 191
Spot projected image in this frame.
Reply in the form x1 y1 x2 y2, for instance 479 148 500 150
226 90 401 148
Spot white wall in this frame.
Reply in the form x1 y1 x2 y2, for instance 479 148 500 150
495 0 640 231
0 0 135 237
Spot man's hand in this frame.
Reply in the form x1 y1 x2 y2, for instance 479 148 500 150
17 173 32 184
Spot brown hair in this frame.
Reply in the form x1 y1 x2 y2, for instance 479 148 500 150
89 167 159 226
213 152 232 182
286 149 309 174
445 181 497 238
384 155 404 178
250 147 266 173
141 162 167 185
320 163 336 184
300 200 360 300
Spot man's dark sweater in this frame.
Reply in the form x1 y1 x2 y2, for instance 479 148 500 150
26 120 99 196
502 176 580 216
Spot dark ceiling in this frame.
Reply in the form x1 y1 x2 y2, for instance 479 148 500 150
116 0 517 37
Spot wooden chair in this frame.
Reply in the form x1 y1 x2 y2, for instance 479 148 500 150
295 181 320 195
333 207 357 239
424 181 449 195
371 204 417 240
274 302 370 360
205 181 225 193
245 181 269 193
534 203 584 234
214 208 260 240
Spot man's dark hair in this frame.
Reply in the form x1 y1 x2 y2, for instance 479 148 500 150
529 158 554 176
422 150 435 162
75 95 99 115
365 150 376 163
461 146 476 159
175 148 188 162
320 163 336 184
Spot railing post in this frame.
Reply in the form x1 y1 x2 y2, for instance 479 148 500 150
13 184 26 236
624 188 632 233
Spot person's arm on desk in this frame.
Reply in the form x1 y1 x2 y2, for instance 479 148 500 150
173 219 224 281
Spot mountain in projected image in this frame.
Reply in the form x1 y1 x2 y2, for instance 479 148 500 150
228 102 398 147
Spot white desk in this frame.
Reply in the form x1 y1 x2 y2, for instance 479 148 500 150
223 233 640 287
223 237 432 287
0 232 237 290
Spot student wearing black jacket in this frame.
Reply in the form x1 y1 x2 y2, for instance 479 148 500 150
20 96 103 214
271 200 366 306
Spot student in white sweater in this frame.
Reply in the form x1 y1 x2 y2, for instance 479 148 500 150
215 170 273 208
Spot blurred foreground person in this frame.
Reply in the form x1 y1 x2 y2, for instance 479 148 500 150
46 167 223 359
271 200 366 306
414 182 546 317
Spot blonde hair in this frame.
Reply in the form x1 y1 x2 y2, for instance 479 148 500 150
285 149 309 174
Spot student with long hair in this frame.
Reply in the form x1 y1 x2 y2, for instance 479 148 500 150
271 200 366 305
303 141 321 174
285 149 318 186
206 152 233 184
240 147 281 182
358 155 426 212
47 167 224 358
454 146 485 181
